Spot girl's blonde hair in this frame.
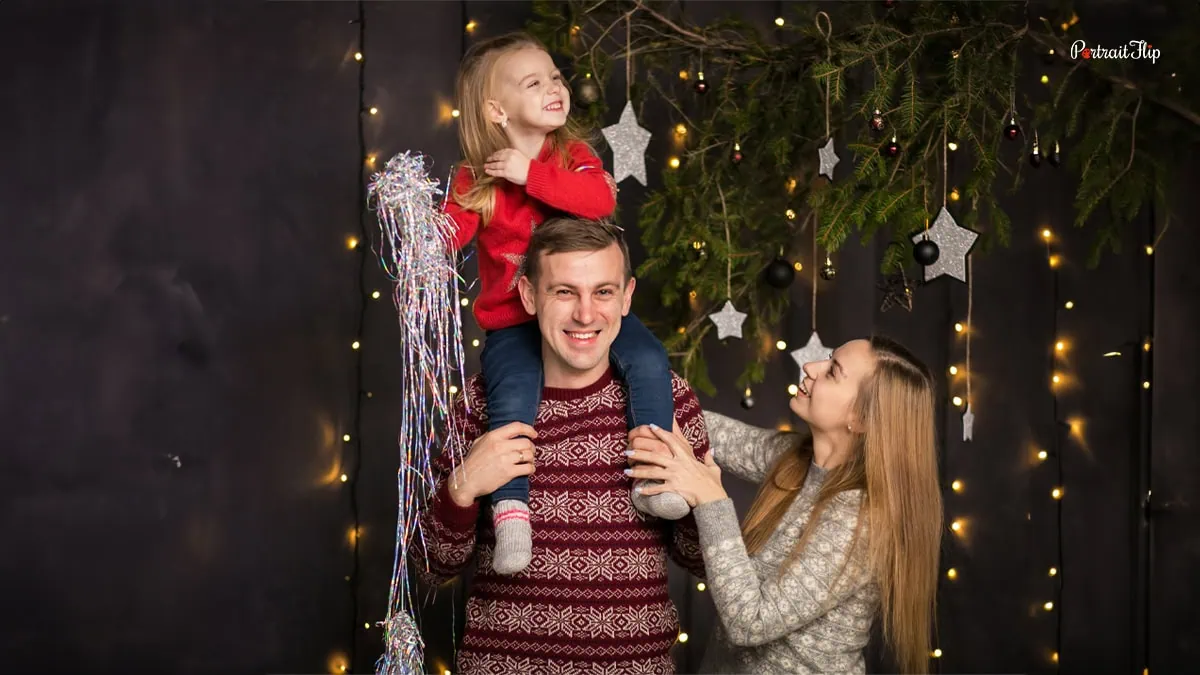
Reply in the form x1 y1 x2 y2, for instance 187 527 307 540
740 335 943 675
453 32 593 226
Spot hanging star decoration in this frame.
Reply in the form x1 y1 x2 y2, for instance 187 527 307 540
910 206 978 283
817 138 839 180
878 268 914 312
790 331 831 373
962 403 975 441
708 300 747 340
601 100 652 186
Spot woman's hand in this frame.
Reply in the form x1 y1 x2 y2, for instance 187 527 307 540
483 149 532 185
625 422 726 507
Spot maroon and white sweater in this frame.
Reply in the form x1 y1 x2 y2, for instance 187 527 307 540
411 368 710 674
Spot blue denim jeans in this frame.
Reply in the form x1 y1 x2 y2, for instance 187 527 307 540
481 313 674 504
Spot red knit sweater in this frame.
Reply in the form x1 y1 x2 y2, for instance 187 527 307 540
444 140 618 331
413 369 710 674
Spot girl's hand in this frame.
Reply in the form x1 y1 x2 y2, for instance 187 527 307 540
625 422 726 507
484 149 531 186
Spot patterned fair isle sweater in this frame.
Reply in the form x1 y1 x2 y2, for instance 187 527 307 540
695 411 880 675
412 368 709 675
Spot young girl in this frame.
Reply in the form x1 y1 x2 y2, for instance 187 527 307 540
443 32 687 575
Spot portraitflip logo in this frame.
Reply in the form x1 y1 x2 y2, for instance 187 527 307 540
1071 40 1160 64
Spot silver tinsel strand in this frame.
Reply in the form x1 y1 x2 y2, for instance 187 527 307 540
368 151 467 675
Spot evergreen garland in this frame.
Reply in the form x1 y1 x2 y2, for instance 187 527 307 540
529 0 1199 395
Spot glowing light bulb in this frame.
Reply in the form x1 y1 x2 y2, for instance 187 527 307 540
1049 567 1058 576
347 236 359 250
949 188 960 201
949 366 958 375
449 385 459 395
1051 487 1063 499
954 322 964 333
678 69 689 80
788 384 799 396
1052 652 1059 664
792 262 802 271
471 339 480 347
1143 381 1151 389
668 157 681 169
776 340 787 351
369 107 378 115
678 632 689 643
1044 601 1054 611
774 17 784 26
1040 74 1050 84
1065 301 1074 309
1055 341 1065 351
343 434 351 442
451 109 460 118
351 341 361 350
951 396 963 407
461 298 469 306
1049 254 1061 268
1038 450 1048 461
354 52 362 61
465 20 477 32
677 326 686 334
1042 229 1052 240
950 519 964 533
932 648 943 658
947 141 958 151
675 123 687 136
697 582 707 591
364 622 370 629
785 208 797 220
1143 339 1151 352
951 480 963 492
340 474 348 482
689 290 697 299
947 568 958 580
371 290 381 299
1052 374 1061 384
1145 245 1154 255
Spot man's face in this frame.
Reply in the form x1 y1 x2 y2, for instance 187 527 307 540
518 243 635 383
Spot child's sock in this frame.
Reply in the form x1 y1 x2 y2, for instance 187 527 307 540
491 499 532 575
630 480 691 520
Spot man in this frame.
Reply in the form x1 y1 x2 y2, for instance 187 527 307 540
411 217 710 674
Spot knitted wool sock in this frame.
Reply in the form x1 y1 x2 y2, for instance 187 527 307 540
491 499 532 575
630 480 691 521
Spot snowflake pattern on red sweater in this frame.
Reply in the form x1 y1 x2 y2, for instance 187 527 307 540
411 369 709 674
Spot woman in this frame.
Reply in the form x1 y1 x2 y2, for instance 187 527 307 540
626 336 942 674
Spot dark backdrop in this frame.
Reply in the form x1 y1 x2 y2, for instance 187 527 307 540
1 2 1196 674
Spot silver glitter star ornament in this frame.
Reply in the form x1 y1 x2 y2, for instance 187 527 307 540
791 331 831 373
962 403 975 441
818 138 839 180
911 206 978 283
601 101 652 186
708 300 747 340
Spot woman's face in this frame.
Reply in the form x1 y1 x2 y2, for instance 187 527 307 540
789 339 876 433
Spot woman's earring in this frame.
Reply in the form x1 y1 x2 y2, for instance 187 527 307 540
500 119 508 129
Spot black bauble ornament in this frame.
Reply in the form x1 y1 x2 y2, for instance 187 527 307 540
764 257 796 289
820 257 837 280
740 394 755 410
914 238 940 266
882 134 900 158
1004 114 1021 140
1029 133 1042 168
1048 140 1062 167
869 109 885 133
577 78 600 104
694 71 708 94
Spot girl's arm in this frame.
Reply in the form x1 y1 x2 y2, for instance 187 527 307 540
443 165 481 252
703 411 796 484
524 143 617 219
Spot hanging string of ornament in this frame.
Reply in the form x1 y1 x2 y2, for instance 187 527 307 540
962 258 975 440
707 184 748 340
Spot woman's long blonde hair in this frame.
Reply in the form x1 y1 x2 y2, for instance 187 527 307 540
740 335 942 674
453 32 593 226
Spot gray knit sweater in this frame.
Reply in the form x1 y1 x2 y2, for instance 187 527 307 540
695 411 879 674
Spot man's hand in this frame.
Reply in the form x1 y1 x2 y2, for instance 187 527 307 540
447 422 538 507
483 149 532 186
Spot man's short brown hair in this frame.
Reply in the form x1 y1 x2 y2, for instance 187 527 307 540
525 217 632 284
